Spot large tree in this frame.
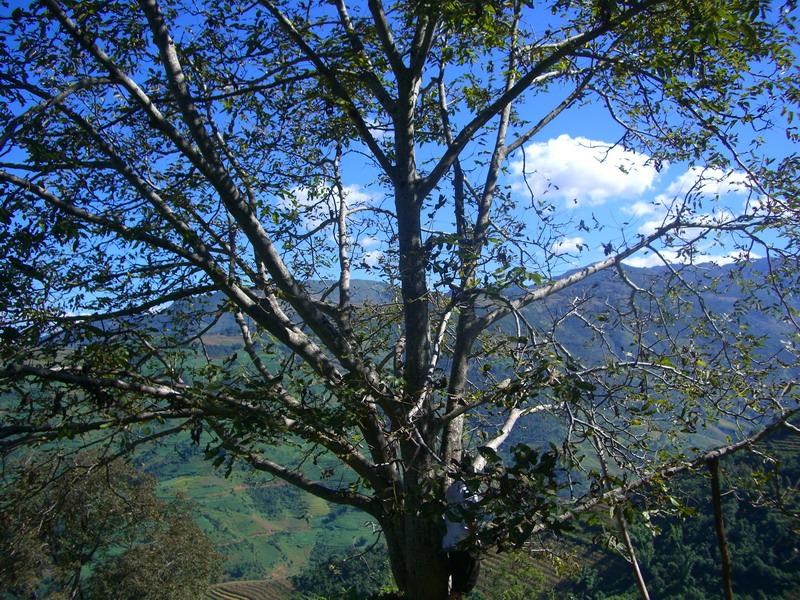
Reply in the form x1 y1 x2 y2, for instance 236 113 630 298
0 1 798 597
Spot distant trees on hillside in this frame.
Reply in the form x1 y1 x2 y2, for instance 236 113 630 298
563 426 800 600
0 454 221 599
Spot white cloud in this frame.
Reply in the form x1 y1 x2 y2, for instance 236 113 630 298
511 134 660 206
625 201 662 217
623 251 675 268
361 250 383 268
664 167 750 199
551 236 585 255
355 237 384 268
365 116 393 141
704 250 762 266
278 184 375 232
744 195 793 218
277 186 325 229
623 248 760 268
340 184 374 207
359 235 380 248
637 218 666 236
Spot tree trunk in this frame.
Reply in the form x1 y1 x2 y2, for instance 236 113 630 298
383 513 451 599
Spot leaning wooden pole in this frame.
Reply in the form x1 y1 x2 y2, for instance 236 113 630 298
592 435 651 600
614 508 651 600
708 457 734 600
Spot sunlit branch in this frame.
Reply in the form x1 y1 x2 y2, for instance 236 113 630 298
47 1 344 362
476 218 685 332
367 0 407 79
438 393 553 428
334 0 397 111
591 430 652 600
233 308 276 384
409 12 437 82
333 143 352 325
420 0 667 199
408 307 453 424
505 71 593 154
257 0 394 176
471 404 555 473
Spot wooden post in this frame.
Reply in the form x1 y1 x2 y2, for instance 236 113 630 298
709 457 734 600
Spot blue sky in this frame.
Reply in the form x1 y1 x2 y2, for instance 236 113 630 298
4 0 792 283
325 91 781 281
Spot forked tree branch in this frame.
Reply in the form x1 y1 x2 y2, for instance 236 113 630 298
334 0 397 110
367 0 407 79
257 0 394 175
419 0 667 199
540 403 800 534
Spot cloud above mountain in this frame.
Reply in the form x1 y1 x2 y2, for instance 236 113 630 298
510 134 660 206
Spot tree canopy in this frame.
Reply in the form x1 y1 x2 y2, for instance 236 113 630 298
0 453 221 599
1 1 798 597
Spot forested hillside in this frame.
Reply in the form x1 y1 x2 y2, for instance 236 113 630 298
539 423 800 600
203 420 800 599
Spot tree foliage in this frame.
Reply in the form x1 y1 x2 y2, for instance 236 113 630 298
0 1 799 597
291 540 394 599
564 425 800 600
0 453 221 599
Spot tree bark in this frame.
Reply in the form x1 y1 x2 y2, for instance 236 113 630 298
383 512 450 600
615 510 651 600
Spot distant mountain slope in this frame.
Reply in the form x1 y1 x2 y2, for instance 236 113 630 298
155 258 795 354
137 258 797 597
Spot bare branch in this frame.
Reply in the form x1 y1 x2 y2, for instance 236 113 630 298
366 0 407 79
211 423 377 514
420 0 666 199
257 0 394 176
709 456 735 600
475 218 684 333
333 0 397 111
545 404 800 533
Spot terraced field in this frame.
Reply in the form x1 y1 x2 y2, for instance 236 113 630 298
477 551 559 598
475 532 608 599
203 537 601 600
208 578 294 600
135 434 375 582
